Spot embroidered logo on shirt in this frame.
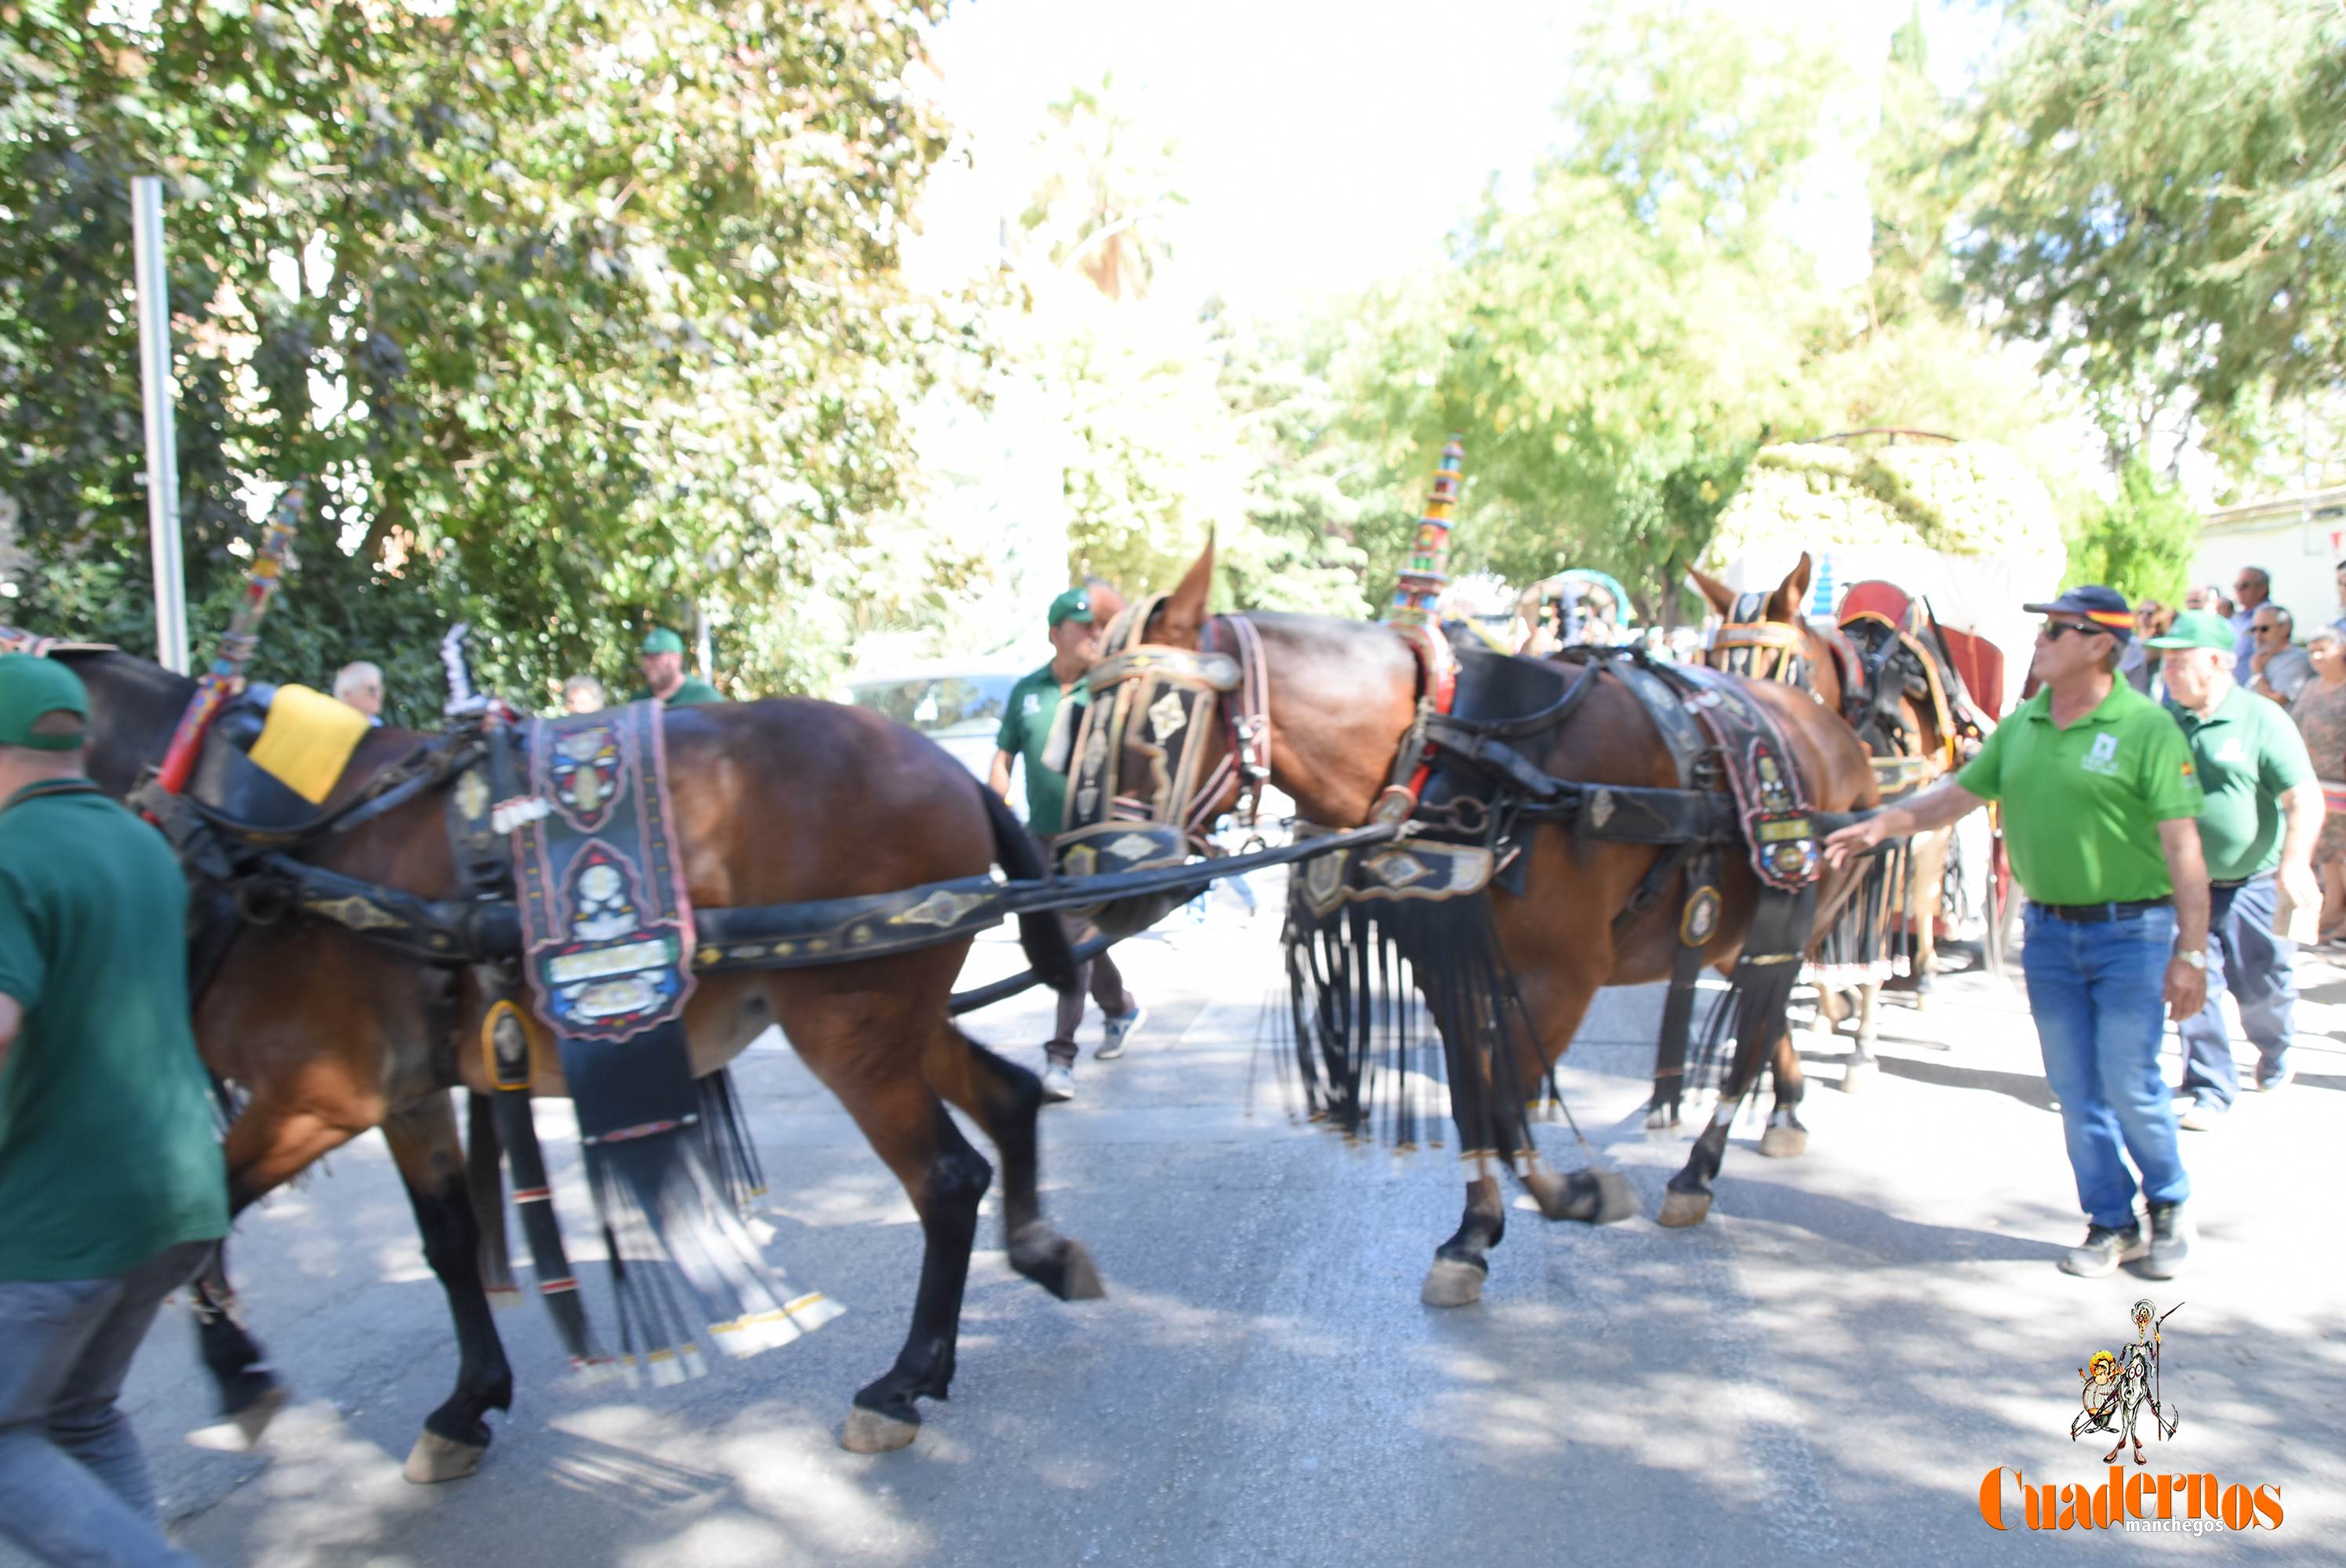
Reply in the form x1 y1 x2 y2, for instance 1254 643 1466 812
2215 738 2246 764
2081 733 2123 776
1022 693 1041 716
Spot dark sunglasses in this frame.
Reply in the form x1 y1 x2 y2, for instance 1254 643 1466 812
2039 621 2112 642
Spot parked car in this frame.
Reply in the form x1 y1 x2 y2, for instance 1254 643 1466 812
843 658 1031 817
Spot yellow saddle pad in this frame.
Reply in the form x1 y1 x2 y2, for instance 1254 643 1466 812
245 684 371 804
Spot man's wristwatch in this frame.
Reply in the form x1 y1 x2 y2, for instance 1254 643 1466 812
2174 947 2206 970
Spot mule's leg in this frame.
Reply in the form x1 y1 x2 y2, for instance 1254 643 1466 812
1760 1031 1809 1158
1843 982 1881 1092
783 996 993 1454
185 1099 371 1450
1659 1010 1777 1229
1909 828 1948 1000
465 1088 519 1305
923 1025 1104 1301
1423 1164 1508 1308
381 1092 516 1485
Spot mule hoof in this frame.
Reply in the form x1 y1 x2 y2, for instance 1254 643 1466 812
1531 1168 1641 1225
1420 1258 1486 1308
403 1430 486 1484
1009 1224 1107 1302
1656 1189 1713 1229
1757 1124 1809 1159
1642 1109 1680 1142
185 1381 288 1453
1842 1058 1878 1094
841 1406 921 1454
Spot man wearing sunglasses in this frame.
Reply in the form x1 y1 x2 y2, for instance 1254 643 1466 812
1825 586 2210 1279
2229 567 2271 683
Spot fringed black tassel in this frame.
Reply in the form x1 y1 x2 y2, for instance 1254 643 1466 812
693 1069 768 1214
586 1134 841 1386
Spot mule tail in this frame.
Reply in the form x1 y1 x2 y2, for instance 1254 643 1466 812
980 784 1079 996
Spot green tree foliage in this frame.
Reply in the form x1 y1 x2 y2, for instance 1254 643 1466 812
2065 458 2203 604
1342 5 1847 619
1959 0 2346 469
1 0 958 714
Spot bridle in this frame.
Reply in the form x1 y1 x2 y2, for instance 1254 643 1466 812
1706 590 1815 690
1054 595 1273 880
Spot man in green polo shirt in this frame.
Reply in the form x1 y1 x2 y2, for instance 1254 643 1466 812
0 655 223 1567
991 588 1144 1102
1826 586 2210 1280
632 627 726 706
2148 608 2320 1124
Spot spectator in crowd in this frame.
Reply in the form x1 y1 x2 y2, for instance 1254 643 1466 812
2290 627 2346 942
0 655 225 1568
2333 559 2346 641
2229 567 2270 681
2248 604 2316 706
2149 610 2319 1125
1824 586 2208 1279
2184 583 2222 614
990 589 1145 1103
332 660 384 725
2119 600 2172 696
561 675 607 715
631 629 724 706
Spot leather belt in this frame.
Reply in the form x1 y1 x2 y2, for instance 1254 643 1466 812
2036 896 2172 924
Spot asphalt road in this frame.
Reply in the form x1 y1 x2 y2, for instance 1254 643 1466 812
11 878 2343 1566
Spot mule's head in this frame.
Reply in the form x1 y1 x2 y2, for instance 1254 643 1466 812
1690 552 1839 708
1051 540 1247 936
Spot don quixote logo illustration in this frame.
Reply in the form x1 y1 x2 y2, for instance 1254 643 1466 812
1978 1300 2283 1535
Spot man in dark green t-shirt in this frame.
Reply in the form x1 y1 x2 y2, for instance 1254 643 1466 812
2148 609 2321 1123
991 589 1143 1102
1827 586 2211 1282
631 627 727 706
0 655 222 1567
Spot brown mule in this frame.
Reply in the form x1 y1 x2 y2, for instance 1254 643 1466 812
1690 552 1964 1088
1106 543 1882 1305
63 648 1099 1476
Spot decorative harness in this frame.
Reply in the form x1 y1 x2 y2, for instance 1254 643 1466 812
1055 593 1276 881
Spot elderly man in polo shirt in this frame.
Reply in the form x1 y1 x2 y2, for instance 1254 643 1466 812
1827 586 2211 1280
2148 609 2320 1124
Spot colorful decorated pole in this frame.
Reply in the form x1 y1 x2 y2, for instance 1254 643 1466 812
153 481 305 796
1385 434 1463 626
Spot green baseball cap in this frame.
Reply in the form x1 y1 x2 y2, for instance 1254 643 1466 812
2144 609 2236 653
1046 589 1094 628
0 653 89 750
639 628 686 655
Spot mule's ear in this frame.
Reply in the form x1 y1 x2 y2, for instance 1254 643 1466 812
1155 533 1215 648
1767 551 1814 622
1687 564 1736 618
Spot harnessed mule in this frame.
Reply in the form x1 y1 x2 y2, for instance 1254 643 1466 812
1056 543 1890 1306
21 634 1109 1475
1693 554 1987 1087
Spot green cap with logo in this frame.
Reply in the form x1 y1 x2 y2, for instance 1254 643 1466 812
1046 589 1094 628
0 653 89 750
2144 609 2236 653
639 628 686 655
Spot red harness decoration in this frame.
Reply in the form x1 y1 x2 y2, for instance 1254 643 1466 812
152 485 307 798
1389 622 1459 807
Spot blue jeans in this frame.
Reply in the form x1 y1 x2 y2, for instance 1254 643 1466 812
2177 872 2297 1109
0 1239 214 1567
2021 904 2191 1229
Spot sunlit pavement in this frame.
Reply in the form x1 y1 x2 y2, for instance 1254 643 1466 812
16 880 2344 1567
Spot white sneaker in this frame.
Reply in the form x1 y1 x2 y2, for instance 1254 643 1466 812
1040 1062 1075 1102
1095 1004 1146 1061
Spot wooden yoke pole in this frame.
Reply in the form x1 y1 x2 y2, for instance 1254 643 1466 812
152 483 307 796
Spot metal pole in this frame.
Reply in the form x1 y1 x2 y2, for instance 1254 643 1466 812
692 599 712 682
132 175 188 674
